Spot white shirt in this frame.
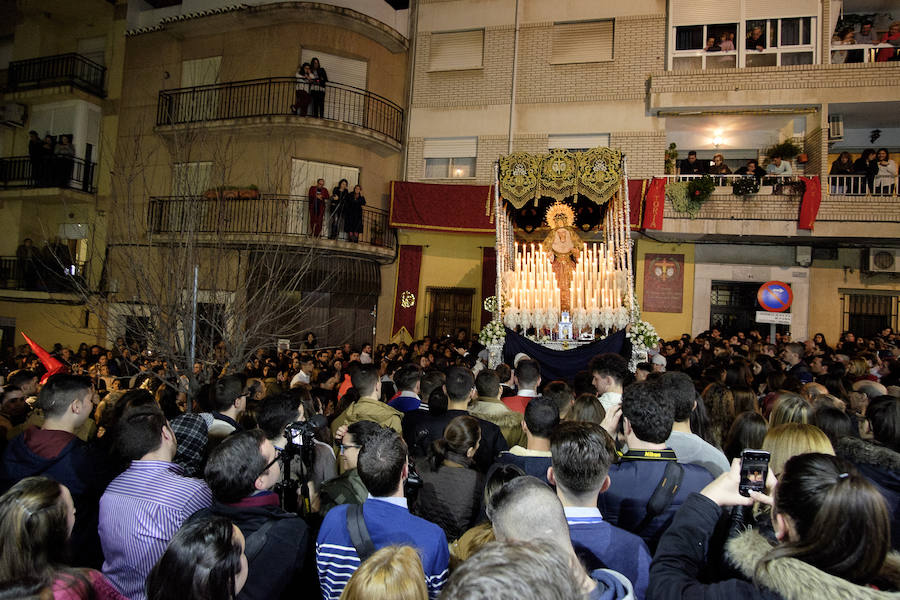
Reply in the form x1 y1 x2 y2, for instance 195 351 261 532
564 506 604 523
517 389 538 398
368 494 408 509
598 391 622 413
290 370 310 387
360 352 373 364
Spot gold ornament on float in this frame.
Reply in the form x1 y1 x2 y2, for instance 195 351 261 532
400 291 416 309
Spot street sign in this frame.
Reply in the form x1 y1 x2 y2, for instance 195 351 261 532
757 281 793 312
756 311 792 325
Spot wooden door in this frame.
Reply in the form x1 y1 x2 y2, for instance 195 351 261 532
427 287 474 341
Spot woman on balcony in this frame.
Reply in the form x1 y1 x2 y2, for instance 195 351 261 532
293 62 312 116
829 152 854 194
874 148 898 195
309 57 328 119
853 149 878 193
344 184 366 243
876 22 900 62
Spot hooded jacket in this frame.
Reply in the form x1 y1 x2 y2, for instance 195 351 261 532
330 395 403 436
468 395 526 448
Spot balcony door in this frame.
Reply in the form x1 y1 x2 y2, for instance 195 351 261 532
299 49 367 123
426 287 474 341
178 56 221 122
289 159 360 237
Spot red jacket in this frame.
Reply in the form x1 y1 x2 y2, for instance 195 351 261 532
502 394 535 414
308 185 328 213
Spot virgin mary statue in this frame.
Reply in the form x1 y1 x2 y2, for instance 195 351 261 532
542 203 582 313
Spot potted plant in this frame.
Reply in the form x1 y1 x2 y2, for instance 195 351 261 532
765 140 802 161
665 143 678 175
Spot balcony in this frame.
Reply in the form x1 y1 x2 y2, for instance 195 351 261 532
146 194 397 258
156 78 404 154
6 53 106 98
0 155 97 194
0 255 86 293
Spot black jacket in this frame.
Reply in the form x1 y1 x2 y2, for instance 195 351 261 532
402 408 508 472
412 460 484 542
190 499 309 600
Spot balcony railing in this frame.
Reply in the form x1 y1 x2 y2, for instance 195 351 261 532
7 53 106 97
147 194 396 250
663 173 806 193
0 155 97 193
830 43 900 64
0 255 86 292
827 174 898 196
157 78 404 144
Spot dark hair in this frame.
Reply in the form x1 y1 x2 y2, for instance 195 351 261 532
541 381 574 420
483 464 525 508
113 399 168 460
204 430 269 503
569 394 605 424
213 376 243 412
524 396 559 439
256 393 302 440
394 364 422 393
36 374 93 418
494 364 511 384
445 366 475 402
572 370 595 397
661 371 696 422
430 415 480 471
549 421 615 494
357 428 407 497
475 370 500 398
722 411 768 462
763 453 890 584
420 371 446 404
866 396 900 453
350 363 379 396
810 407 854 448
427 386 449 416
7 369 37 389
346 420 383 447
146 515 245 600
589 353 628 386
514 360 540 388
621 381 674 444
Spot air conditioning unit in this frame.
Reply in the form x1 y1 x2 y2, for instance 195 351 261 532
867 248 900 273
0 102 26 127
828 114 843 142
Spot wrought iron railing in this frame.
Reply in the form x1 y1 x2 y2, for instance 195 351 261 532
7 53 106 97
156 78 403 143
0 255 86 292
147 194 396 250
0 155 97 193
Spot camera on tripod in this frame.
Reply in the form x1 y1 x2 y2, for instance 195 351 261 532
274 420 318 515
284 420 317 456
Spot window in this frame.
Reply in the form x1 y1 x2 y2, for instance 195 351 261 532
745 18 815 67
551 20 614 64
424 137 477 178
548 133 610 151
172 162 213 196
672 23 739 70
429 30 484 71
841 291 899 338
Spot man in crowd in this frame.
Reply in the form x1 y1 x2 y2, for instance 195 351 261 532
100 399 212 600
781 342 813 383
503 358 541 414
469 369 526 447
496 363 516 398
542 380 576 421
663 371 729 477
598 380 714 551
548 421 651 598
318 420 383 515
735 159 765 180
208 375 246 447
387 363 424 412
766 154 792 176
591 353 628 413
494 395 557 482
197 429 309 600
331 363 403 434
678 150 707 175
289 354 315 387
316 428 449 599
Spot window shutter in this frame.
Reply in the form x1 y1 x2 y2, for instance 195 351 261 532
300 49 368 89
548 134 610 150
551 21 614 64
744 0 817 19
424 137 478 158
181 57 221 87
671 0 740 26
429 30 484 71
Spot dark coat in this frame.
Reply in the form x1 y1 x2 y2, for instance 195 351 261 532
343 194 366 234
412 461 484 542
402 409 508 473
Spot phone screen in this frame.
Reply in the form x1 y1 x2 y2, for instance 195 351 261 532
739 449 770 497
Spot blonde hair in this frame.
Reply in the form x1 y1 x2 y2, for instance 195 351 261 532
340 545 428 600
762 423 834 476
847 357 868 378
450 522 495 570
768 393 810 427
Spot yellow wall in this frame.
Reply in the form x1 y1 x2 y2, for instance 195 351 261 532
0 298 105 351
634 239 695 341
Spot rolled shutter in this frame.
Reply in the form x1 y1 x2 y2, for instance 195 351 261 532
744 0 818 19
429 30 484 71
671 0 741 26
551 20 614 64
300 49 368 89
424 137 478 158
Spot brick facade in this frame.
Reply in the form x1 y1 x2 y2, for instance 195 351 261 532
610 131 667 179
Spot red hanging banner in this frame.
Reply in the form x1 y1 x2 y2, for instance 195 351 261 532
627 179 647 230
480 247 496 328
642 177 667 230
797 176 821 231
391 245 423 340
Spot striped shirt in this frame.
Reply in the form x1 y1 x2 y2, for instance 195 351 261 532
99 460 212 600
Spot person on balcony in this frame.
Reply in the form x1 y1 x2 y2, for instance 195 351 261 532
746 26 766 51
876 22 900 62
309 178 328 237
735 159 765 180
831 28 857 64
765 154 792 176
829 152 855 194
856 20 878 45
874 148 897 195
853 148 878 193
344 185 366 243
54 135 75 188
330 179 350 239
28 131 43 185
709 154 731 186
718 32 735 52
309 57 328 118
293 62 312 116
677 151 706 176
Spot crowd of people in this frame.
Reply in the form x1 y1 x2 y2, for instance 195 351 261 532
0 324 898 599
832 20 900 63
26 130 79 188
830 149 898 195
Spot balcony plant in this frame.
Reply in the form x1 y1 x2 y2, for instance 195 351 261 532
665 143 678 175
666 175 715 217
203 185 260 200
765 140 801 161
732 177 761 196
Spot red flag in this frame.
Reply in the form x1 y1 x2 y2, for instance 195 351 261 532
21 332 68 383
797 176 821 231
642 177 667 230
480 247 496 328
391 245 423 340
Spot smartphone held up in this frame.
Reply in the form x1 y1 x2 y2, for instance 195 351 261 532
739 449 770 497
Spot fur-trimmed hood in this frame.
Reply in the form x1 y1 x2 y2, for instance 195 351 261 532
834 437 900 472
726 528 900 600
469 398 523 431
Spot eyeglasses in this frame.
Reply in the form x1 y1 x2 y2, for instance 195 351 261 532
259 449 282 476
340 444 361 454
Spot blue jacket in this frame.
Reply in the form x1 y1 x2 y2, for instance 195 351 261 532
598 449 714 552
387 393 422 413
316 498 449 600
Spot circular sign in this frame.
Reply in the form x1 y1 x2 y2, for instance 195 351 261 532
757 281 793 313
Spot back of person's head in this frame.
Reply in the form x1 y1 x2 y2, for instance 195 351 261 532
494 363 512 384
661 371 696 422
483 463 525 508
204 429 268 503
514 360 540 389
475 370 500 399
146 515 246 600
357 428 406 497
440 540 580 600
763 453 890 585
589 353 628 385
445 366 475 402
350 363 380 397
7 369 37 390
769 393 810 427
723 411 768 462
569 394 605 425
420 371 446 404
346 419 383 448
488 476 571 553
731 386 758 414
811 407 854 448
572 370 595 397
866 396 900 453
213 376 243 412
339 545 427 600
35 374 92 419
394 364 423 394
541 381 574 420
431 415 480 471
523 396 559 439
549 421 615 497
762 423 834 476
256 393 301 440
113 400 168 461
0 476 69 593
622 380 674 443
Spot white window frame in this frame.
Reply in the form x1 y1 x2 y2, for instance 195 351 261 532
423 137 477 179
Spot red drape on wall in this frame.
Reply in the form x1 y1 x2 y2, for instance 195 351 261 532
391 245 423 339
480 247 496 328
642 177 667 230
627 179 647 230
390 181 495 233
797 176 821 231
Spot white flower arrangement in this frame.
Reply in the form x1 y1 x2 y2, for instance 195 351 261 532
628 319 660 352
478 319 507 346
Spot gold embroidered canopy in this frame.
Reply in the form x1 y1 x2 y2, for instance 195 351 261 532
498 147 623 209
